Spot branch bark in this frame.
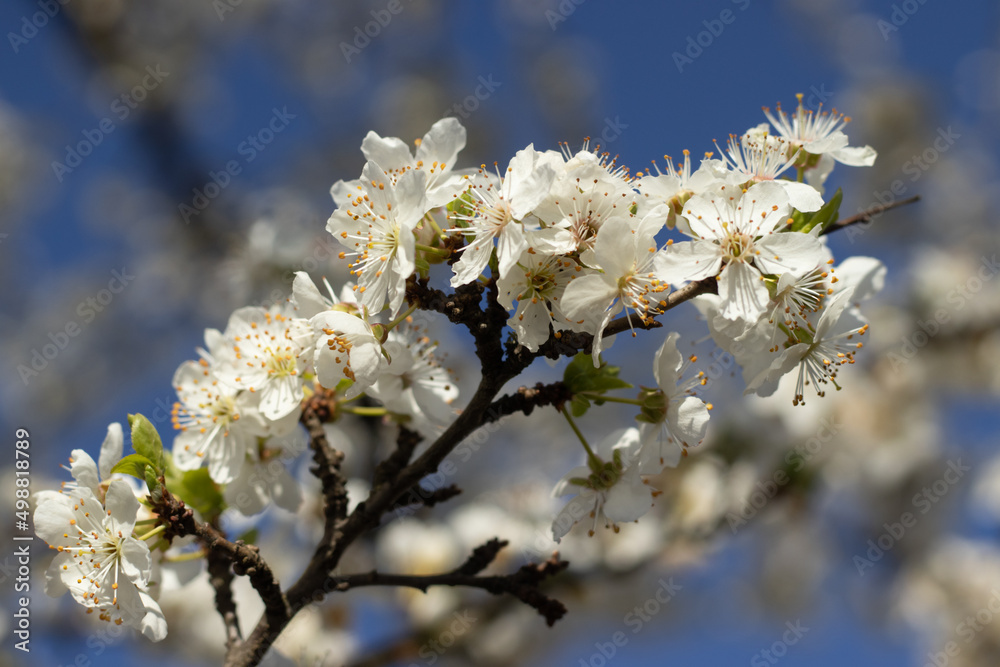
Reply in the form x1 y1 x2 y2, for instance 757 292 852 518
206 550 242 653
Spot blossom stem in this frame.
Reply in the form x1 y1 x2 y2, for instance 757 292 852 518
137 524 167 542
385 302 418 333
415 243 451 258
422 212 447 242
342 406 388 417
162 550 207 563
580 393 643 406
134 518 160 526
562 409 600 467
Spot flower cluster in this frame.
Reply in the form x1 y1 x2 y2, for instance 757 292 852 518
35 96 886 641
34 425 167 641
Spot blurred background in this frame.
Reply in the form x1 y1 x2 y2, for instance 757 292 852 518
2 0 1000 665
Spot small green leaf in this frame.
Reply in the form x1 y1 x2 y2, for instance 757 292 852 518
170 468 225 519
815 187 844 233
128 414 165 472
563 353 633 395
788 187 843 233
111 454 157 481
570 394 591 418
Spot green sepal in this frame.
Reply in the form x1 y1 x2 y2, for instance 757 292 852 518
445 190 476 225
144 465 161 496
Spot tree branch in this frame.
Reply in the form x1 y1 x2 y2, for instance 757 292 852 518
206 550 242 653
152 486 291 658
487 382 573 422
821 195 921 235
331 545 569 626
300 391 350 563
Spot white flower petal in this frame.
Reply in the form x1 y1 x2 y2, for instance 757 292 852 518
98 423 124 482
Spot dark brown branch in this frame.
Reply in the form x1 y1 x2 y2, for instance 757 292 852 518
506 276 720 369
453 538 508 576
372 427 422 488
207 550 242 652
821 195 921 235
301 392 350 556
331 551 569 626
487 382 573 422
153 487 291 649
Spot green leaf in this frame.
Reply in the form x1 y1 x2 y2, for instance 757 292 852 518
570 394 591 417
128 414 165 472
788 187 842 233
169 468 225 519
563 353 633 395
111 453 157 481
814 187 844 233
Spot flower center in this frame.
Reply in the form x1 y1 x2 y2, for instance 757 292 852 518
721 231 755 263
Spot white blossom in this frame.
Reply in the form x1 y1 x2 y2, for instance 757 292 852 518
35 480 167 641
551 428 653 541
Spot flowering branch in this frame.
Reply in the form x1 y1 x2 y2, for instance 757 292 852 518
33 96 918 667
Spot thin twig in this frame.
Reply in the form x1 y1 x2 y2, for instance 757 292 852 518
206 550 242 652
821 195 921 235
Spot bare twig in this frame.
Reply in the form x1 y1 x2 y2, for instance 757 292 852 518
821 195 921 235
206 550 242 652
331 546 569 626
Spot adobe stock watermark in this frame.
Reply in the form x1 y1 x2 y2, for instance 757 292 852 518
922 589 1000 667
546 0 586 30
211 0 247 21
443 75 502 120
886 254 999 374
727 417 842 533
17 268 135 386
750 620 810 666
672 0 753 74
577 577 682 667
877 0 932 40
340 0 415 63
846 125 960 244
7 0 71 54
51 65 170 182
853 459 970 576
178 106 296 225
595 116 628 146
